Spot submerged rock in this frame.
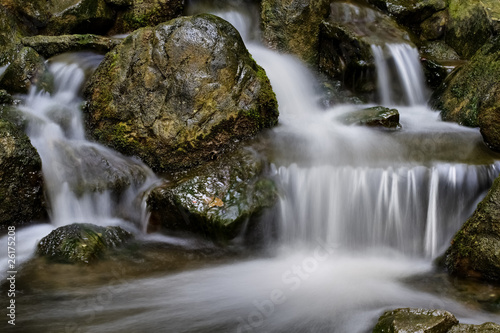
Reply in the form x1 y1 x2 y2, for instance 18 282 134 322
340 106 400 129
0 46 53 95
37 223 133 264
85 14 278 172
445 174 500 282
430 38 500 137
373 308 499 333
22 34 122 59
260 0 330 65
318 2 413 95
146 148 277 243
0 119 45 229
373 308 458 333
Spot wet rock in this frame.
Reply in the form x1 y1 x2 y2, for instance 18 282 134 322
0 0 51 35
373 308 458 333
0 119 45 230
109 0 184 34
84 14 278 172
146 148 277 243
340 106 400 129
419 40 460 61
42 0 115 35
420 10 449 41
430 38 500 130
448 322 500 332
366 0 446 26
318 2 413 95
22 34 122 59
445 174 500 282
37 223 133 264
260 0 330 66
0 5 25 65
0 46 53 94
445 0 500 59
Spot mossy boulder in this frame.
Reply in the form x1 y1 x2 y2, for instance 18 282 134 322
420 10 449 41
365 0 446 26
430 38 500 131
260 0 330 66
42 0 115 35
84 14 278 172
0 5 25 66
146 148 277 243
109 0 184 34
0 46 53 95
0 119 45 230
318 2 413 94
445 0 500 59
37 223 133 264
445 174 500 282
21 34 122 59
340 106 400 129
373 308 458 333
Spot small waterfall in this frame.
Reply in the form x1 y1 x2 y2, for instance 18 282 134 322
371 43 428 106
17 53 158 227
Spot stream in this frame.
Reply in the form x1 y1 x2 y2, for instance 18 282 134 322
2 1 500 333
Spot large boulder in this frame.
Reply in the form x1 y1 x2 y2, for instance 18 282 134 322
84 14 278 172
445 0 500 59
318 2 413 94
21 34 122 59
365 0 446 26
0 5 24 66
109 0 184 34
0 46 53 94
0 119 45 230
146 148 277 243
373 308 458 333
37 223 133 264
445 174 500 282
430 38 500 133
260 0 330 65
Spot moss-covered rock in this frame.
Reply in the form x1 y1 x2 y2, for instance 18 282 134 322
365 0 446 26
448 323 500 332
37 223 133 264
0 5 25 66
21 34 122 59
430 38 500 129
0 119 45 230
340 106 400 129
146 148 277 243
260 0 330 66
373 308 458 333
445 173 500 282
0 46 53 95
109 0 184 34
84 14 278 172
445 0 499 59
420 10 448 41
318 2 413 95
42 0 115 35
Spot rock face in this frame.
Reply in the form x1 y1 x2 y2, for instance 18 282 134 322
445 0 499 59
260 0 330 65
146 148 277 242
318 2 413 95
109 0 184 34
373 308 499 333
340 106 400 129
445 174 500 282
0 119 45 229
84 14 279 172
21 34 122 59
0 46 53 94
431 38 500 137
37 223 133 264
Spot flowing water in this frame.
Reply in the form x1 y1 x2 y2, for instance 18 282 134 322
2 2 500 333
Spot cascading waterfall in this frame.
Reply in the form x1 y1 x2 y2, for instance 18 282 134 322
371 43 427 106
